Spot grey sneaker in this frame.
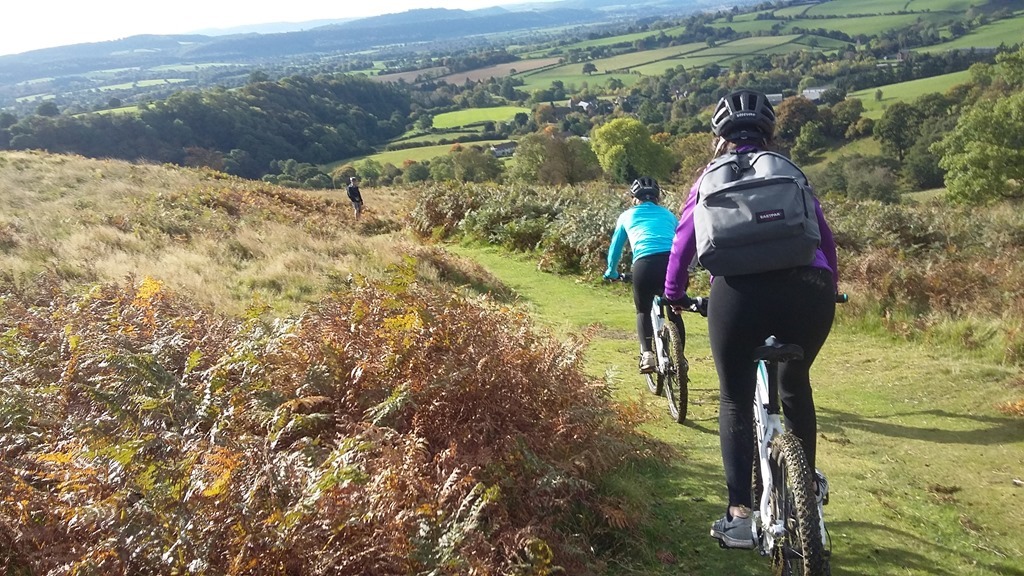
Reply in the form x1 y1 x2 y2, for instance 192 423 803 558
814 469 829 507
639 351 657 374
710 513 756 549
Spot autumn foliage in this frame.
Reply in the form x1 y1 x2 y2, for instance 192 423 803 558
0 268 646 574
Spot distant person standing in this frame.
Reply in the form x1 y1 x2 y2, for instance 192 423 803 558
346 176 363 219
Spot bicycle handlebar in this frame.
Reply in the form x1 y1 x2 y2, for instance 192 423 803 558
674 295 708 317
609 275 847 310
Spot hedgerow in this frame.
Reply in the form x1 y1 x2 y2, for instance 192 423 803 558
0 266 650 574
413 181 1024 366
411 181 630 274
814 198 1024 364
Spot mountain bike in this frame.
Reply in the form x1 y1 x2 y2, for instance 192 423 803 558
681 294 847 576
611 274 692 423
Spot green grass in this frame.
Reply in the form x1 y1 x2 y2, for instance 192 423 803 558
630 54 738 76
395 130 482 144
710 19 782 34
805 0 922 16
148 63 236 72
97 79 190 91
338 140 509 167
431 106 532 129
810 136 883 166
517 67 639 92
781 13 951 36
577 42 709 71
919 12 1024 52
774 4 815 17
906 0 985 10
848 69 973 118
449 244 1024 576
518 24 691 58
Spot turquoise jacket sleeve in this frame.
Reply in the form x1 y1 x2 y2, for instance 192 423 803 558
604 213 629 279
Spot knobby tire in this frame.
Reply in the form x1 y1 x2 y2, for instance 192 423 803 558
770 433 827 576
663 321 688 423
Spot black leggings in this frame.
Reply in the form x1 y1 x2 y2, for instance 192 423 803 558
708 267 835 509
631 252 684 353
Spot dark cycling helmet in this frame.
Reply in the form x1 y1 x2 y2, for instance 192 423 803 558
630 177 660 201
711 88 776 142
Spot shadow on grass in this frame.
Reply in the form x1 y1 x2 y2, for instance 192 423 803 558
610 455 767 575
827 520 1024 576
818 406 1024 445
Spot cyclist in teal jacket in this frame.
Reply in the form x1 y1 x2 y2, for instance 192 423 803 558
604 177 684 374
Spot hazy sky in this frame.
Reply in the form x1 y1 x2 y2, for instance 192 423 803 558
3 0 556 57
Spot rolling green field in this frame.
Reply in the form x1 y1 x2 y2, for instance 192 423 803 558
395 130 483 144
519 24 691 58
97 78 190 91
581 42 709 71
774 4 815 17
849 69 973 118
919 13 1024 52
431 106 532 129
336 140 510 168
517 67 639 93
805 0 926 16
906 0 984 10
148 63 236 72
781 13 951 36
710 18 779 34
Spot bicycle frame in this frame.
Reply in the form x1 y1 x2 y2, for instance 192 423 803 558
752 357 787 551
649 296 671 375
752 345 828 555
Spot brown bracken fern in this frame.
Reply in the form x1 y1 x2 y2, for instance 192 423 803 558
0 261 646 575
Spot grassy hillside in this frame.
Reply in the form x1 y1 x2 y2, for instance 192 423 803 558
431 106 532 129
848 70 974 118
0 150 651 574
0 150 465 316
2 150 1023 575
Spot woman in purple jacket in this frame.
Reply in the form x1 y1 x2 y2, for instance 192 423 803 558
663 89 840 549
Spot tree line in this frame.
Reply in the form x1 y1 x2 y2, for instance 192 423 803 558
0 74 411 180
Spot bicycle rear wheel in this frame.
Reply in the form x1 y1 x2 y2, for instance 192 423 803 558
769 433 828 576
662 322 688 423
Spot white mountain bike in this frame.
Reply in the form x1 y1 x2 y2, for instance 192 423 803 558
614 274 691 423
748 334 830 576
683 295 846 576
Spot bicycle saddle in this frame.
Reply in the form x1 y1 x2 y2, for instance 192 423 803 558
752 335 804 363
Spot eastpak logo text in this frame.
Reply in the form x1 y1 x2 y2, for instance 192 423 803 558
756 209 785 223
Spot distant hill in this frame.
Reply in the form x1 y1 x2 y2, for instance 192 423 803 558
0 0 736 87
0 7 597 84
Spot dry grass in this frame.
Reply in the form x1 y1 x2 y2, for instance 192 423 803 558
0 151 436 316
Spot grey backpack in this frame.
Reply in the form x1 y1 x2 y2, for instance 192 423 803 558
694 151 820 276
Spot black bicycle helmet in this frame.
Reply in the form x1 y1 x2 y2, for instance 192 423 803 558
630 177 660 201
711 89 776 142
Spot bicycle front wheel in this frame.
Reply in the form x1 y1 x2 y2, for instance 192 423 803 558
644 368 663 396
662 322 688 423
770 433 827 576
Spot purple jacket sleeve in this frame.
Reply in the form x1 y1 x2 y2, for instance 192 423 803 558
814 197 839 290
664 180 701 301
